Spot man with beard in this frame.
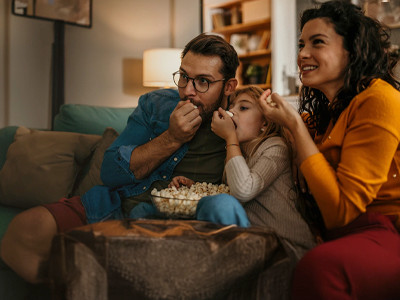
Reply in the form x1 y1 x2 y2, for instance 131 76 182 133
0 33 239 284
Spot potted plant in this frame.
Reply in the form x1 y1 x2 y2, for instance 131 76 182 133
245 64 263 84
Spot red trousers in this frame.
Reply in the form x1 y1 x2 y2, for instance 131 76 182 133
291 212 400 300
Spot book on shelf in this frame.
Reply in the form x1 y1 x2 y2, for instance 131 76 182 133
257 30 271 50
211 7 234 29
212 12 225 29
265 63 272 85
230 5 242 25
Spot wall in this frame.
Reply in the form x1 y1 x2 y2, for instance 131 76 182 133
271 0 297 95
0 0 7 128
0 0 200 129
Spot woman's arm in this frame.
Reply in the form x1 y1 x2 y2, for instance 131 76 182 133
258 86 400 229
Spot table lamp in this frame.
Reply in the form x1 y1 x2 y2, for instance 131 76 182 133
143 48 183 88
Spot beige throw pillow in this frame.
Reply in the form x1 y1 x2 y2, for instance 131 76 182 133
0 127 101 209
73 127 119 196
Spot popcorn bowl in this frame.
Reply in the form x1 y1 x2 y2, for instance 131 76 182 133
151 195 200 219
150 182 230 219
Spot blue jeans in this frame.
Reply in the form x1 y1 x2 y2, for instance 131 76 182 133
129 193 250 228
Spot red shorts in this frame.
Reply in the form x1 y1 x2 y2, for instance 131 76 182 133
42 196 87 232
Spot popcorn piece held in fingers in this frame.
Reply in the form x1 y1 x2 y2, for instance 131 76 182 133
266 95 277 107
226 111 233 117
193 104 197 109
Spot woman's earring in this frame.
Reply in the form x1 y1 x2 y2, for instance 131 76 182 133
260 127 265 132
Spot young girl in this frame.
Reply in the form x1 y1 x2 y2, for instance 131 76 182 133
258 1 400 299
172 86 316 260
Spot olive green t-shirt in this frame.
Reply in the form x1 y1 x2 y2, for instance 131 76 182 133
122 122 226 215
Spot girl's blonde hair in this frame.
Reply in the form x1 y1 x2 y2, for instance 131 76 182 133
229 86 292 159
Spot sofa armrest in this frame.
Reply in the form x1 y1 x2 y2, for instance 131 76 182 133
0 126 19 170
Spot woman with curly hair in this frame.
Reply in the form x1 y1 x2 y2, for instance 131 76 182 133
257 1 400 299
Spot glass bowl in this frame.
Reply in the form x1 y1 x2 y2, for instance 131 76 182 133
151 195 200 219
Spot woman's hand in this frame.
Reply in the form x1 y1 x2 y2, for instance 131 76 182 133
168 176 194 189
211 108 237 142
257 89 301 131
261 92 318 190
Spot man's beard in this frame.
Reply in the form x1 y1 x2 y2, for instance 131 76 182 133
202 87 225 123
182 86 225 124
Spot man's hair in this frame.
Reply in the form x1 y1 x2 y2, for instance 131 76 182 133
182 33 239 80
299 0 400 134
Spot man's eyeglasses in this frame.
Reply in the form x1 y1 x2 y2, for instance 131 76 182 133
172 71 225 93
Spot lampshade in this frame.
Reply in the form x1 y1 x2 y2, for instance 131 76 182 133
143 48 182 88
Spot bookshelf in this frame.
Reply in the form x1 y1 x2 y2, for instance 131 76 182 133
203 0 272 89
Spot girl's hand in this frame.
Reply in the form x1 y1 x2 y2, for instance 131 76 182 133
168 176 194 189
211 108 236 141
257 89 300 131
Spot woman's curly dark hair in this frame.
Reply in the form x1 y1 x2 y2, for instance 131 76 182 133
299 0 400 134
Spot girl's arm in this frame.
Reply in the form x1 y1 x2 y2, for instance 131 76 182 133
211 108 242 161
226 138 290 201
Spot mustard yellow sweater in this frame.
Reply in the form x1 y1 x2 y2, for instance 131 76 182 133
301 79 400 230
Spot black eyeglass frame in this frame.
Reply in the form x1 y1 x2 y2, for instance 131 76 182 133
172 71 225 93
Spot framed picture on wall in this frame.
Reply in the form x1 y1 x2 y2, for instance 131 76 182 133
12 0 92 28
363 0 400 29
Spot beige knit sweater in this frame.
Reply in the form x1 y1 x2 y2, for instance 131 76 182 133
225 137 316 258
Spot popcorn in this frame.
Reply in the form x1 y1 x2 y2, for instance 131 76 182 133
151 182 229 218
266 95 277 107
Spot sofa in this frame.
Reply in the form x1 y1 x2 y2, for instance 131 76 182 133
0 102 293 299
0 103 135 299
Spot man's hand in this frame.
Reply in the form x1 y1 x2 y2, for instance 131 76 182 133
169 176 195 189
130 101 201 180
167 100 202 144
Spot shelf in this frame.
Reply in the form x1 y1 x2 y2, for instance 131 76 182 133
212 18 270 35
238 49 271 59
208 0 254 10
239 83 271 89
205 0 272 90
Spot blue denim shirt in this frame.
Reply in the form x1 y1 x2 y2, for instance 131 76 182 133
81 89 187 223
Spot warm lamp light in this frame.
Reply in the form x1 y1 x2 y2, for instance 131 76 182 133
143 48 182 88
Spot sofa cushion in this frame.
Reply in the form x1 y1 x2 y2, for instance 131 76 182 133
0 127 101 209
72 127 119 196
53 104 134 135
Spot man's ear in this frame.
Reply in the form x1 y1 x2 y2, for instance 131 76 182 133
224 78 238 95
